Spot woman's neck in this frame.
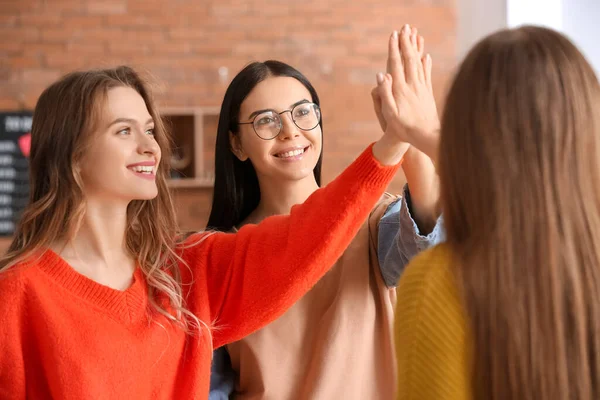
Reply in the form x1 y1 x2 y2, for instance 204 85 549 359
51 199 135 290
242 174 320 226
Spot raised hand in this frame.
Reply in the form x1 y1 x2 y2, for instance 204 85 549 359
375 25 440 161
372 27 424 133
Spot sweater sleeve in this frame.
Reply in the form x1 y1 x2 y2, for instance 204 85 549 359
0 272 26 399
377 185 445 288
184 145 401 349
394 244 471 400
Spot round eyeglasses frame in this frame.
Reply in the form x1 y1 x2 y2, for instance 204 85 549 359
237 102 321 140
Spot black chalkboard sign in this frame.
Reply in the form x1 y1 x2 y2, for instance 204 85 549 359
0 111 32 236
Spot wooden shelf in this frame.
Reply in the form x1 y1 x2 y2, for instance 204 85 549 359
161 106 219 188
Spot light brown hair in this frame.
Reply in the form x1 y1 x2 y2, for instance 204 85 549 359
439 26 600 399
1 66 202 332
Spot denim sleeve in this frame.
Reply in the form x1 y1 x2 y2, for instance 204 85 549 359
378 185 445 287
209 347 235 400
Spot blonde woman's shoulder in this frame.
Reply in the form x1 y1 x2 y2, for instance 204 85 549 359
395 242 470 400
399 243 454 283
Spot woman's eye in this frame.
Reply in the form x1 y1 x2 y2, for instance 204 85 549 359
257 117 275 126
145 128 155 136
294 108 310 118
117 128 130 135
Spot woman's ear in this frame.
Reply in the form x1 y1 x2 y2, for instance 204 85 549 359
229 131 248 161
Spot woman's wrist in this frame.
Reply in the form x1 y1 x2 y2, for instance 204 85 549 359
372 134 410 166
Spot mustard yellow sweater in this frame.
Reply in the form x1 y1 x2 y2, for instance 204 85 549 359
394 244 471 400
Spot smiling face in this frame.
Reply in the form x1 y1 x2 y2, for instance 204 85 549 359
231 76 322 184
78 86 161 203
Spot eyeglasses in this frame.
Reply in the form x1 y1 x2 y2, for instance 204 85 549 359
238 102 321 140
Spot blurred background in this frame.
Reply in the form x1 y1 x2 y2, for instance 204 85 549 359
0 0 598 243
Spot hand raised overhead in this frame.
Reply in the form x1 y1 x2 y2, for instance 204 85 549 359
373 25 441 162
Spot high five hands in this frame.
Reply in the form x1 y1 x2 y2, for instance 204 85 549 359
372 25 441 164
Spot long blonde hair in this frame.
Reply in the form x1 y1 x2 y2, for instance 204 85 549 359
439 26 600 399
1 66 201 332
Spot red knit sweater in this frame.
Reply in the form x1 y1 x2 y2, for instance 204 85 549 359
0 146 400 399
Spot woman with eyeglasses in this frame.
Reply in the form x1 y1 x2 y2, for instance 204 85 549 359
208 26 443 400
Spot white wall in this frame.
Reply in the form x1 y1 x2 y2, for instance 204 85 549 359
458 0 600 74
507 0 562 30
562 0 600 74
457 0 507 61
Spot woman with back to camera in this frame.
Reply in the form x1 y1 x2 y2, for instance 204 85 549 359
383 25 600 400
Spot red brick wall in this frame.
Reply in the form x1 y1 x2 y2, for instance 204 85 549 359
0 0 456 232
